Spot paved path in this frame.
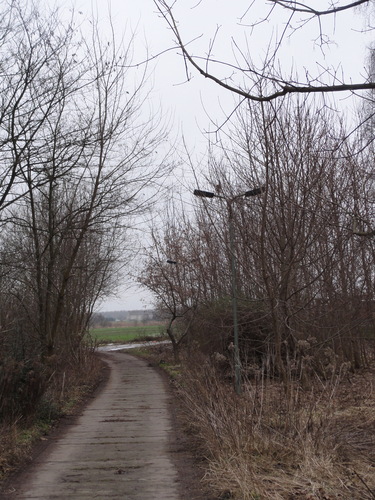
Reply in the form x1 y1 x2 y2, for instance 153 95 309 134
5 352 181 499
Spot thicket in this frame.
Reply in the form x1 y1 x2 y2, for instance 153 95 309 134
140 95 375 498
142 98 375 374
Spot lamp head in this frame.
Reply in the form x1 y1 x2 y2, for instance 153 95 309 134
193 189 215 198
244 186 265 197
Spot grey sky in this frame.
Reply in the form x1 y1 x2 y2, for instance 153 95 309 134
71 0 374 311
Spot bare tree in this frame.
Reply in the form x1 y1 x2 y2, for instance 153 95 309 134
0 2 171 360
139 208 203 361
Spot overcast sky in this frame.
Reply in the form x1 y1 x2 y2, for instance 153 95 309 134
70 0 374 311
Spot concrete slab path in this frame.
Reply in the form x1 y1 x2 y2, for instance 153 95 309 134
5 352 182 500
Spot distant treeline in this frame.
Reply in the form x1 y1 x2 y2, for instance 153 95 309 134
91 310 158 326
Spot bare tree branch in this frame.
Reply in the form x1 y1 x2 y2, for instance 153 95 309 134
270 0 370 16
154 0 375 102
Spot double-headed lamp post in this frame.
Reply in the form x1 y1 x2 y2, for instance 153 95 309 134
194 187 265 395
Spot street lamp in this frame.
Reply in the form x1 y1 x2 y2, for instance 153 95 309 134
194 186 265 395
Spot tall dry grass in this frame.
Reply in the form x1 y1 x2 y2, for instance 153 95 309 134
178 353 375 499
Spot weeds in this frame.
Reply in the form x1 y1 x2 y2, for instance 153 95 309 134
177 352 375 499
0 348 104 483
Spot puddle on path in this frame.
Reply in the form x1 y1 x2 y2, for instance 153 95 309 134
98 340 171 352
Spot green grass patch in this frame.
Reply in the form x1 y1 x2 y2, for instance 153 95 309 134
89 324 165 344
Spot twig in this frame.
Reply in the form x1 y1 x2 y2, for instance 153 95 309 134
351 469 375 499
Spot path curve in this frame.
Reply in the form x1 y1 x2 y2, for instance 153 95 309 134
4 352 181 500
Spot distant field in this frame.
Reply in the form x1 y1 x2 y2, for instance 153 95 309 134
89 324 165 344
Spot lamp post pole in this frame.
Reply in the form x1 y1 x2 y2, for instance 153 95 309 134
227 200 241 395
193 186 264 395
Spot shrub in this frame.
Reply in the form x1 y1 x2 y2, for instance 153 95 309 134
0 358 47 424
186 298 273 364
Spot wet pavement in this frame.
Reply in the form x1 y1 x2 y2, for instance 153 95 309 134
98 340 171 352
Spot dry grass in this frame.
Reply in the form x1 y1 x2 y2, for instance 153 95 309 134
177 353 375 500
0 348 104 483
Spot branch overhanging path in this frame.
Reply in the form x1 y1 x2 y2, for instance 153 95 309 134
154 0 375 102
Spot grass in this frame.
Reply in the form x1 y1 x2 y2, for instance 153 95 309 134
0 348 104 485
89 324 165 344
172 351 375 500
0 419 51 482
